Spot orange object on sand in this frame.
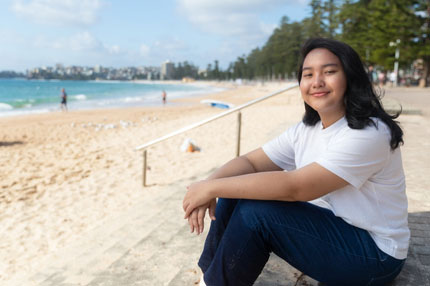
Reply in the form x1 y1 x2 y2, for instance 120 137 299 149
187 143 194 152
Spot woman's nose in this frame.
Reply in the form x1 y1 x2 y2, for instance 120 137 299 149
312 74 325 88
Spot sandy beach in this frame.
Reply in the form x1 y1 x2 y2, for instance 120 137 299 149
0 81 303 282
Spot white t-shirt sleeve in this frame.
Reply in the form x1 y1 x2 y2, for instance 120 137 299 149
316 123 391 189
262 123 298 171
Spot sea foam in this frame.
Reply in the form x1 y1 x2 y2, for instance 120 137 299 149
74 94 87 100
0 103 13 110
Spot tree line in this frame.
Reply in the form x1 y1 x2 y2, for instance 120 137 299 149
0 71 25 78
202 0 430 87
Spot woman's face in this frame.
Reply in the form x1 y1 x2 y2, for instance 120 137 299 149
300 48 347 124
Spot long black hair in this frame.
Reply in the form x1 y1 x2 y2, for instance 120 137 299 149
297 38 403 150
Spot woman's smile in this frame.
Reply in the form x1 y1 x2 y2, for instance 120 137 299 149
310 91 330 97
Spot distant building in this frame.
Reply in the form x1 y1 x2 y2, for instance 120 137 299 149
55 63 64 71
25 63 162 81
161 61 174 80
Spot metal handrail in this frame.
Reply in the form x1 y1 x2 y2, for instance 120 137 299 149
135 83 299 186
135 83 298 151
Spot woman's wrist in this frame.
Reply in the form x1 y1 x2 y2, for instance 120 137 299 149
203 179 218 200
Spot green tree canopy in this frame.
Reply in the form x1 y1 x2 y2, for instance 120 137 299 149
207 0 430 87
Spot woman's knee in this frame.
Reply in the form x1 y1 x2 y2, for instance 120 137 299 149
217 198 238 207
236 200 311 231
214 198 241 224
216 198 239 213
235 200 276 230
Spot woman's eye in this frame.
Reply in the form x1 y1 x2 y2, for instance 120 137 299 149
303 73 312 78
325 70 336 74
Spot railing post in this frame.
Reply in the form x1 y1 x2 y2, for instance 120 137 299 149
236 111 242 157
143 149 147 187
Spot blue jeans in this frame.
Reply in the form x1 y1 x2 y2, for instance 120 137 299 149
198 199 405 286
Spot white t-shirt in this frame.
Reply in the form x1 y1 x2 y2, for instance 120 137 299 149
262 116 409 259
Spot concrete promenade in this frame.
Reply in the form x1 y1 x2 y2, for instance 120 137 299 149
14 87 430 286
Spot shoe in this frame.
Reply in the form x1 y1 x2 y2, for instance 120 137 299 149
199 274 206 286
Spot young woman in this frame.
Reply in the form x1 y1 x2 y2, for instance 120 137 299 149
183 38 409 286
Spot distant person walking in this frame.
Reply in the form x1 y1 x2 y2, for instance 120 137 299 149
378 71 386 87
389 71 397 87
60 88 67 111
162 90 167 105
368 65 375 85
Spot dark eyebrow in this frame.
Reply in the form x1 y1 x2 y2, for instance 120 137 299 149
302 63 339 71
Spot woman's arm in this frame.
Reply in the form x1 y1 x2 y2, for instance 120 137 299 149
183 161 349 219
206 147 283 180
186 148 281 234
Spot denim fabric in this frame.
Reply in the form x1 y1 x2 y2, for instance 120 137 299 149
198 199 405 286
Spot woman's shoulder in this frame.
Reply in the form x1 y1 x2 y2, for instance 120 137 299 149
341 117 391 149
350 117 390 136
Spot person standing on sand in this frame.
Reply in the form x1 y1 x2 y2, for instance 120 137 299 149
60 88 67 111
162 90 167 105
183 38 409 286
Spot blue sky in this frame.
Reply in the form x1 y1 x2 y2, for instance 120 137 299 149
0 0 310 72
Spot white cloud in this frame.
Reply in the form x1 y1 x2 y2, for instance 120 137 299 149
107 45 121 55
59 32 102 51
151 38 188 60
33 31 104 52
70 32 103 51
140 44 150 57
11 0 104 26
179 0 286 14
177 0 301 37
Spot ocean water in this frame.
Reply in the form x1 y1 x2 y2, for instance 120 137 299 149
0 78 222 117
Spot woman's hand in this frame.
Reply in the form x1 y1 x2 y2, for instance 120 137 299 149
187 199 216 235
183 180 215 219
